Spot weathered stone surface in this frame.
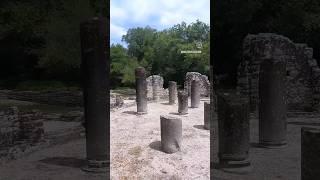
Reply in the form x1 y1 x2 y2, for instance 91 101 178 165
135 67 148 114
217 91 250 167
80 17 109 171
237 33 320 112
146 75 165 101
160 115 182 153
259 59 287 147
168 81 177 104
19 111 45 144
184 72 210 97
191 80 201 108
301 127 320 180
204 102 210 130
178 91 188 115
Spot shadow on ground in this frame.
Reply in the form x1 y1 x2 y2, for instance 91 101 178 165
149 141 162 152
160 102 172 105
169 112 188 116
122 111 138 115
39 157 86 168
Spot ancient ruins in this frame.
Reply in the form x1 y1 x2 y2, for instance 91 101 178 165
237 33 320 112
184 72 210 97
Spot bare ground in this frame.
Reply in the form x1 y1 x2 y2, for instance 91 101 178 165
111 98 210 179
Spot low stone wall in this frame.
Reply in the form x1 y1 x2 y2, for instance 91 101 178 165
5 90 83 107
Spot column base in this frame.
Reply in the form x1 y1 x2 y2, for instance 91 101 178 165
259 141 287 149
82 160 109 173
219 159 251 174
178 112 188 115
137 111 147 115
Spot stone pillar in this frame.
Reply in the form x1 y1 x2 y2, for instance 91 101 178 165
218 92 250 170
191 80 201 108
80 17 109 172
135 67 148 114
178 90 188 115
204 101 210 130
259 59 287 147
160 115 182 153
168 81 177 104
301 127 320 180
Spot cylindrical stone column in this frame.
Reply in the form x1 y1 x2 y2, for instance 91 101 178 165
135 67 148 114
168 81 177 104
160 115 182 153
80 17 109 172
218 92 250 169
178 90 188 115
204 101 210 130
191 80 200 108
259 59 287 147
301 127 320 180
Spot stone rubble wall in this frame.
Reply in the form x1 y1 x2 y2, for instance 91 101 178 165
184 72 210 97
237 33 320 112
0 107 45 153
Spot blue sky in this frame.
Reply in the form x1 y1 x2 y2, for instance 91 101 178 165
110 0 210 46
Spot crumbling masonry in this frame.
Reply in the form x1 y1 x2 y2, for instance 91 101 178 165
237 33 320 112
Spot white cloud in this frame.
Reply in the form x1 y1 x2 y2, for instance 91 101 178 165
110 0 210 44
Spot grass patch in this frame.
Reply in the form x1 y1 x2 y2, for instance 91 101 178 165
128 146 143 157
12 80 80 91
0 99 82 113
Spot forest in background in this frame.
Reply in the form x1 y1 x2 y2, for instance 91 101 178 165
0 0 209 90
2 0 320 90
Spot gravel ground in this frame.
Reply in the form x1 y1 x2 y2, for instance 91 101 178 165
111 98 210 179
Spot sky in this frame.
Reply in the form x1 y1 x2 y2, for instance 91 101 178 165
110 0 210 46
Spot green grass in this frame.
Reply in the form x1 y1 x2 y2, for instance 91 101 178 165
14 80 80 91
111 87 136 96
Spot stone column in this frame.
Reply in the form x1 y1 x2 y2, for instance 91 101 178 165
168 81 177 104
301 127 320 180
191 80 200 108
135 67 148 114
204 101 210 130
259 59 287 147
80 17 109 172
160 115 182 153
178 90 188 115
218 92 250 170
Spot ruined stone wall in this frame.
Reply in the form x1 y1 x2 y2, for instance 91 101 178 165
146 75 168 100
0 107 44 151
184 72 210 97
237 33 320 112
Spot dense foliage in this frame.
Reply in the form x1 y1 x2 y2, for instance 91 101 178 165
213 0 320 87
113 20 210 88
